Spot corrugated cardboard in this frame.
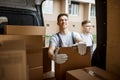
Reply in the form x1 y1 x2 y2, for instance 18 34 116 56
66 67 120 80
3 25 46 79
0 35 44 80
107 0 120 76
0 35 44 49
0 35 43 67
43 47 51 72
4 25 45 35
27 49 43 68
55 47 91 80
0 40 27 80
4 25 46 47
28 66 43 80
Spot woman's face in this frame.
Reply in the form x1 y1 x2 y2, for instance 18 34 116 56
82 23 92 33
57 15 68 30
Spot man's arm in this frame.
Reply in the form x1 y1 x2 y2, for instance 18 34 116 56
48 45 56 59
74 32 84 43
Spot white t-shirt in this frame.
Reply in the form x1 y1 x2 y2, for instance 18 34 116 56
80 33 94 56
80 33 93 46
49 31 81 47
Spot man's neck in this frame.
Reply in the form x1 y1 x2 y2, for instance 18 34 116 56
83 31 89 35
60 29 69 35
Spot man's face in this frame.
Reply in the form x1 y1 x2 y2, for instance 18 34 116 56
57 15 68 30
82 23 92 33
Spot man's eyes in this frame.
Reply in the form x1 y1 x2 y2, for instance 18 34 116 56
60 19 68 21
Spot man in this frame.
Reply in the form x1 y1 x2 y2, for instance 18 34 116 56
48 13 82 64
80 20 94 56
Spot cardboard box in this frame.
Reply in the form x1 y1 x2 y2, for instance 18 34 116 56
0 40 27 80
43 47 51 72
0 35 44 49
28 66 43 80
66 67 120 80
0 35 44 67
4 25 45 35
27 49 43 68
0 35 44 80
107 0 120 76
55 47 91 80
4 25 46 47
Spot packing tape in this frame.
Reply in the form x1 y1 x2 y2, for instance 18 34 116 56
82 68 106 80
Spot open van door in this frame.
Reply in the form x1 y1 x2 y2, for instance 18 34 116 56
0 0 45 33
92 0 107 70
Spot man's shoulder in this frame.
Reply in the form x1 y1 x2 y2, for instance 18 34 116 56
72 31 79 34
51 33 58 37
50 33 59 40
72 32 80 36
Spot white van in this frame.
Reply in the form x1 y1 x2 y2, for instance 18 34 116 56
0 0 45 33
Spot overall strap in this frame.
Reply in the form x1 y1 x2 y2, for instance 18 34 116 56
57 32 75 47
56 32 62 47
90 35 94 45
90 35 94 53
72 32 76 44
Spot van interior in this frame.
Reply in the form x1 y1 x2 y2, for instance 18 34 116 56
0 0 120 80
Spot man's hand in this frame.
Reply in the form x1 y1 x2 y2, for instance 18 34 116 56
73 42 87 55
53 54 68 64
52 47 68 64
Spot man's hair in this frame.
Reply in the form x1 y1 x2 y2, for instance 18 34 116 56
57 13 68 22
81 20 91 26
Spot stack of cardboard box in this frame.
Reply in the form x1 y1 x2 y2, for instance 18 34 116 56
0 40 27 80
0 25 45 80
